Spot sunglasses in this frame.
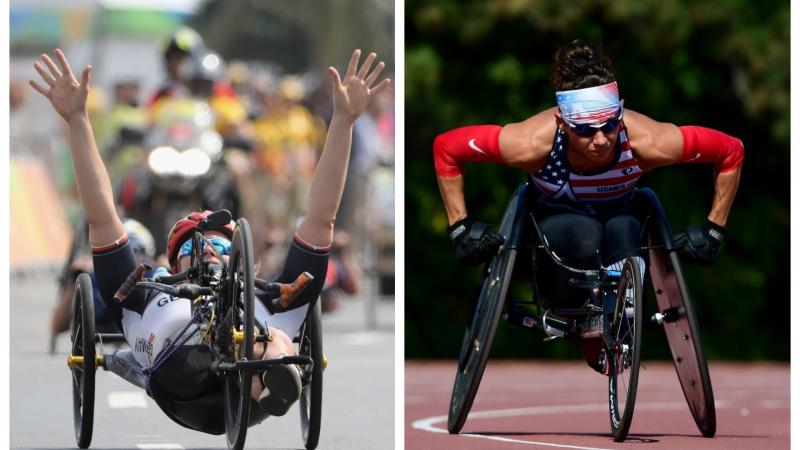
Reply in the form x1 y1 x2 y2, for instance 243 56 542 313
565 109 623 137
179 236 232 258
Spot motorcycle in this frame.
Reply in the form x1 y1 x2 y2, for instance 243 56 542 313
119 97 241 255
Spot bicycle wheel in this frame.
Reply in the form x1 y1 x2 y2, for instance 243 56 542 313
223 218 255 450
71 273 95 449
447 246 517 434
607 258 643 442
299 300 323 449
648 234 715 437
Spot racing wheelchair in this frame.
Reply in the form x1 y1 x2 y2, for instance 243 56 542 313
448 184 716 442
67 210 324 450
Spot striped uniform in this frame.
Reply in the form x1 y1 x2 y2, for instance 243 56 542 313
529 123 642 216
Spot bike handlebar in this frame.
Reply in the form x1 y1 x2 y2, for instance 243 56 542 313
255 271 314 311
135 282 213 299
114 263 314 307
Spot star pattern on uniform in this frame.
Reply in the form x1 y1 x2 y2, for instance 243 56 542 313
535 129 571 188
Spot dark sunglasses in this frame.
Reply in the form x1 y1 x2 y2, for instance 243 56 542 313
179 236 232 258
566 110 623 137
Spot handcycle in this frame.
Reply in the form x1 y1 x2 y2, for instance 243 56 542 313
67 210 324 450
448 184 716 442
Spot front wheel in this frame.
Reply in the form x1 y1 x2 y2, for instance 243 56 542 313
299 301 323 449
608 257 643 442
71 273 96 449
223 218 255 450
447 246 516 434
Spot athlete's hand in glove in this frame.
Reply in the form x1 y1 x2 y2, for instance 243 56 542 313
673 220 726 265
447 217 505 266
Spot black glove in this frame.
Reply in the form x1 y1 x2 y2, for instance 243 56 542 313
447 217 505 266
673 220 726 265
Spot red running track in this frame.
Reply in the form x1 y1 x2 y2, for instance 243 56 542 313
406 361 788 450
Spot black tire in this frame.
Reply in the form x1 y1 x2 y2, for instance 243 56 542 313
223 218 255 450
648 236 716 437
607 258 643 442
299 301 323 449
447 246 517 434
71 273 95 449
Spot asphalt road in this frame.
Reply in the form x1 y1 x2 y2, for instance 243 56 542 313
11 274 395 450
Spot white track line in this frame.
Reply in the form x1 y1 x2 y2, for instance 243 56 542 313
412 400 728 449
107 390 148 409
136 444 184 449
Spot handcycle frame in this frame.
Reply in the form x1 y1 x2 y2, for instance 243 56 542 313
447 183 716 440
67 211 324 450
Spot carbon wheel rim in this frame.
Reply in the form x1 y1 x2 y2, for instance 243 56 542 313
608 259 642 442
223 220 254 450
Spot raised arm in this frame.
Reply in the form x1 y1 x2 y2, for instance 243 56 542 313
295 49 390 249
29 49 124 248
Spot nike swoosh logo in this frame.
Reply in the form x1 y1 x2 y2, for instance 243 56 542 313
468 139 488 156
689 153 701 161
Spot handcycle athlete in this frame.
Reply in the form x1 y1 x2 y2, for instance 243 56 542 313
433 40 743 439
31 47 389 447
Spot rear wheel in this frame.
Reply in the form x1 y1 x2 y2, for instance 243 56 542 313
71 273 96 449
648 235 715 437
223 218 255 450
607 258 643 441
447 246 516 434
299 301 323 449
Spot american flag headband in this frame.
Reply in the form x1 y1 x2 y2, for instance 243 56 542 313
556 81 622 125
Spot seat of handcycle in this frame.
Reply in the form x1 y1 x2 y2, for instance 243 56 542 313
148 344 271 435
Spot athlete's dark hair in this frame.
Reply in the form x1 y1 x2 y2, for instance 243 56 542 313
551 39 616 91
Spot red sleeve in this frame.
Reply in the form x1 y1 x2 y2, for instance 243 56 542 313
433 125 504 177
678 126 744 174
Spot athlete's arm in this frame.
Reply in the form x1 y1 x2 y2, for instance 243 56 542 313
29 50 124 247
295 49 390 248
625 109 744 226
433 109 555 225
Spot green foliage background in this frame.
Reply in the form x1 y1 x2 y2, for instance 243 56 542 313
405 0 789 360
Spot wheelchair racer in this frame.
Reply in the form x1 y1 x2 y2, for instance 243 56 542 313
433 40 743 338
31 48 389 417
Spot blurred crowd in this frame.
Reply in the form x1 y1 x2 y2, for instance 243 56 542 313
11 26 394 324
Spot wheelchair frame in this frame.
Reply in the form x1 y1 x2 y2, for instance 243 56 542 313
447 184 716 441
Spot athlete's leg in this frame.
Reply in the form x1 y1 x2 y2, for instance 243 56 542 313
537 213 603 308
603 215 646 278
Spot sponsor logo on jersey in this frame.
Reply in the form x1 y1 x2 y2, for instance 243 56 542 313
135 334 154 358
157 295 179 307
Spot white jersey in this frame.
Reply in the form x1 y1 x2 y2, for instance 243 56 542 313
122 291 309 369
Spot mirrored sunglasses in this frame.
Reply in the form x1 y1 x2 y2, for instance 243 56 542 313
566 109 623 137
179 236 232 258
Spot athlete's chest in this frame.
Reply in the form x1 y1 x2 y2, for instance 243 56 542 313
530 129 643 202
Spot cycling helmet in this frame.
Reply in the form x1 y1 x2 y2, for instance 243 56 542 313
161 27 205 60
123 219 156 260
166 210 235 272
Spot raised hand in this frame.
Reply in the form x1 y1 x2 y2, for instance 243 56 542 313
29 49 92 122
328 49 391 124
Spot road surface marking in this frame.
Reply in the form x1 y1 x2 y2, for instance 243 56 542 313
412 400 729 449
342 331 385 345
108 391 148 409
136 445 184 449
